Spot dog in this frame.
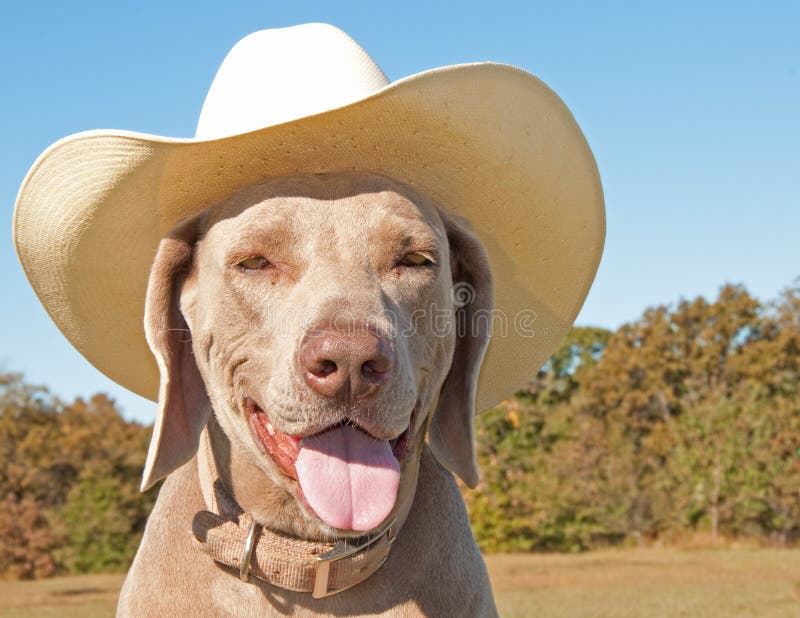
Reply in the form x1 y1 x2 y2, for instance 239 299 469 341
116 172 499 616
14 23 604 617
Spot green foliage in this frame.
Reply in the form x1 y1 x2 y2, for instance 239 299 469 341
466 282 800 551
0 377 157 578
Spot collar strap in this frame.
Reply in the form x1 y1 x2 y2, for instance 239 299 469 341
192 509 396 597
192 428 396 597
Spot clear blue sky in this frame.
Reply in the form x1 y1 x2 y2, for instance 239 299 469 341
1 1 798 425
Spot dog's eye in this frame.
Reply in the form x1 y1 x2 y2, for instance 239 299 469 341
397 252 434 267
237 256 272 272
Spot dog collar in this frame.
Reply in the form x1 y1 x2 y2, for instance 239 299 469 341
192 428 397 598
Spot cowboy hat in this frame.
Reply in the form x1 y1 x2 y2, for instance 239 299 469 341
13 23 604 413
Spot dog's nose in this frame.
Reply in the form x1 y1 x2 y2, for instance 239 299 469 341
300 326 393 400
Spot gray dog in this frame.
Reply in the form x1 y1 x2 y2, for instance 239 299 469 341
117 172 498 615
13 23 604 618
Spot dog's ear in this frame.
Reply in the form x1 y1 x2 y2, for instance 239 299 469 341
429 210 494 489
140 215 210 491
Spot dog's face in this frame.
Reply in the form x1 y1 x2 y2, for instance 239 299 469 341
142 172 492 537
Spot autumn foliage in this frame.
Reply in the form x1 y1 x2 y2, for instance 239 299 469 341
0 380 157 579
1 281 799 578
466 282 800 551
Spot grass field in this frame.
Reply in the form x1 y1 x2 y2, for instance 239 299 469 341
488 549 800 618
0 549 797 617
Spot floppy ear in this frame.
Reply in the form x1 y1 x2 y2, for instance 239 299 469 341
140 215 211 491
428 211 494 489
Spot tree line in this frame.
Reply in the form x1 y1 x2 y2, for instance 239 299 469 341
465 282 800 552
1 281 798 577
0 382 156 578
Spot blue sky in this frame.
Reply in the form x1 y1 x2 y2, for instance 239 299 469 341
1 2 798 424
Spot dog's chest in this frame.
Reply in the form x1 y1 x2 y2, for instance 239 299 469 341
208 575 423 617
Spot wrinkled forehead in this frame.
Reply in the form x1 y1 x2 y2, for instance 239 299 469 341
201 171 445 238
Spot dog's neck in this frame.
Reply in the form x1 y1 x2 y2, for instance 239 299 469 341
196 420 243 522
192 420 401 596
198 415 319 539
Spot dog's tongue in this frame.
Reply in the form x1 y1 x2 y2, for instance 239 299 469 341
295 425 400 531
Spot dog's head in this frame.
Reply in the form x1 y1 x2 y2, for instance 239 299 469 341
141 171 492 536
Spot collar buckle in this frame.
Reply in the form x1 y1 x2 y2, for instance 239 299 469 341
312 517 397 598
238 518 261 582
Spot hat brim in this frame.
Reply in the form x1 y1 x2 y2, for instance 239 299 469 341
13 62 604 412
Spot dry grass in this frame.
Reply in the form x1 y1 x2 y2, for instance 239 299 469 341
485 549 800 618
0 574 122 618
0 550 797 617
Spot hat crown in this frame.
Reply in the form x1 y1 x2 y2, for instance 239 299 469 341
196 24 389 140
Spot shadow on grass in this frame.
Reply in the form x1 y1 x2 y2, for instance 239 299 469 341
52 588 106 597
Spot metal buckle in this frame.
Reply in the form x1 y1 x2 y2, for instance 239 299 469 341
239 518 260 582
312 517 396 598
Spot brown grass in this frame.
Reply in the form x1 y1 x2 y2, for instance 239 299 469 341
485 549 800 618
0 550 797 617
0 574 121 618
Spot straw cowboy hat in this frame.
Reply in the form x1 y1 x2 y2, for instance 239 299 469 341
13 23 604 412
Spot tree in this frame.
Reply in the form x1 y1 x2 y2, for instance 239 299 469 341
467 282 800 549
522 327 611 406
0 493 61 579
0 376 158 578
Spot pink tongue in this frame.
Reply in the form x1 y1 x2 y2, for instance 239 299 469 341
295 425 400 531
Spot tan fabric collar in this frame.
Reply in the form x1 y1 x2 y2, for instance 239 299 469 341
192 429 396 598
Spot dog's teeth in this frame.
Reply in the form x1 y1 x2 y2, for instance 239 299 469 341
266 421 275 436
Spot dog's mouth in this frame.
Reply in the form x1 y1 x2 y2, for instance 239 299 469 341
244 397 413 531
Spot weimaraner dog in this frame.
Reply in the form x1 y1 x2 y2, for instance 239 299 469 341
117 171 498 616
